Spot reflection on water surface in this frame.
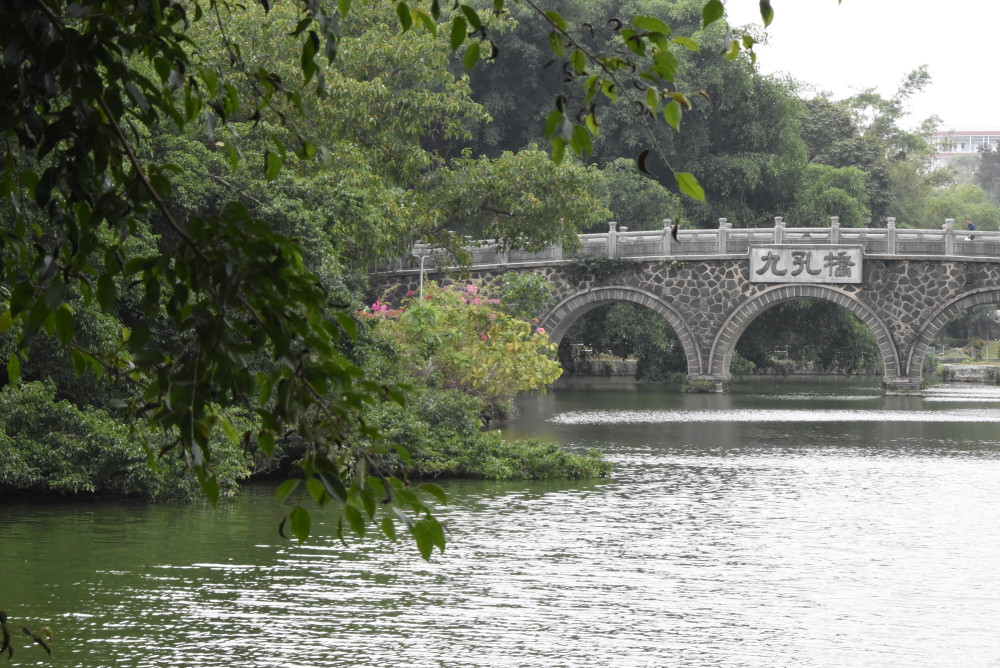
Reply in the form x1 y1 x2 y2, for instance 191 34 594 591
2 377 999 667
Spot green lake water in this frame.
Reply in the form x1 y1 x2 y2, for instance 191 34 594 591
3 377 1000 667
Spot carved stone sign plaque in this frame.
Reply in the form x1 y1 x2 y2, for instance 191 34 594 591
749 245 863 284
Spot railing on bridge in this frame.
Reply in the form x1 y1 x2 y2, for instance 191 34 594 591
378 217 1000 272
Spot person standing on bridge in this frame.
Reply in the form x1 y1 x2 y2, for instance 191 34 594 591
966 218 976 240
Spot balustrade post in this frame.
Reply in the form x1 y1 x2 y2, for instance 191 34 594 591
718 218 730 254
773 216 785 244
608 221 618 258
830 216 840 244
886 217 896 255
500 246 510 264
662 218 673 256
553 242 563 262
944 218 955 256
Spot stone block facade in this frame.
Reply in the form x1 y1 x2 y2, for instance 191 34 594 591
374 256 1000 395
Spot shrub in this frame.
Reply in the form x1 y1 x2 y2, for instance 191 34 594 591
0 381 252 500
366 387 611 480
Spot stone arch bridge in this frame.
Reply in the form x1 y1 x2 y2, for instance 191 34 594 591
375 218 1000 394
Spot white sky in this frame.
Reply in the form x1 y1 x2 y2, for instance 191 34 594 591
724 0 1000 131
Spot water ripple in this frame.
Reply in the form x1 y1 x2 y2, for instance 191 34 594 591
550 407 1000 424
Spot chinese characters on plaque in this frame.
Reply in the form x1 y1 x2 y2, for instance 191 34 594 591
749 246 863 284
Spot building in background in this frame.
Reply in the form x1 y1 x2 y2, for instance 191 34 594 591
933 131 1000 167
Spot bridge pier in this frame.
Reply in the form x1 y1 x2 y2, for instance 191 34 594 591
882 376 924 396
686 375 731 393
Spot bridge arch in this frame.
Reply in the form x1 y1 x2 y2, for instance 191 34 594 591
538 286 704 376
708 284 900 379
907 288 1000 380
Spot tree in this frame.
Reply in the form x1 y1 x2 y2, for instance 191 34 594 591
597 158 683 231
922 184 1000 231
0 0 772 552
788 163 870 227
736 300 881 375
975 145 1000 206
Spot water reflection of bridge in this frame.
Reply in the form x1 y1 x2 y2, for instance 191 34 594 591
376 218 1000 395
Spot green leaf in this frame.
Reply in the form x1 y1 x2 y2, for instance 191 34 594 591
460 5 482 30
0 309 13 334
7 354 20 384
97 273 116 311
544 109 563 139
702 0 724 28
551 136 566 164
344 504 366 537
301 31 319 83
675 171 706 202
415 8 436 35
450 16 467 50
759 0 774 27
259 430 275 456
338 0 351 16
54 304 74 345
306 477 328 505
570 123 592 156
418 482 448 504
663 99 682 131
396 2 412 32
411 520 434 559
645 87 658 114
289 505 311 541
547 31 564 57
153 56 171 83
724 38 740 61
621 29 644 56
276 478 300 503
601 78 617 102
43 277 66 310
570 49 586 75
380 516 398 541
264 150 282 181
633 15 671 35
545 10 567 31
320 471 348 503
198 469 220 506
672 36 699 52
463 41 481 69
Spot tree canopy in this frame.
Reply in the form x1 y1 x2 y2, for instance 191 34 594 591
0 0 781 554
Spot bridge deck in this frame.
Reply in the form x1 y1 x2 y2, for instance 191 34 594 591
376 218 1000 273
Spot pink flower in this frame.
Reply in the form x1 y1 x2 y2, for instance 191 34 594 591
465 284 479 295
406 290 414 296
480 333 488 340
471 298 481 304
536 327 545 334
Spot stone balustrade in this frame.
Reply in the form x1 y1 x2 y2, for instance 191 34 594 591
379 217 1000 273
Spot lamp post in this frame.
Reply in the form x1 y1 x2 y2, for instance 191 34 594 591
411 254 427 301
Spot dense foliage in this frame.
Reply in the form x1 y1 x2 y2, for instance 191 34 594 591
735 300 882 376
364 279 561 420
4 0 999 561
7 0 706 554
0 381 252 499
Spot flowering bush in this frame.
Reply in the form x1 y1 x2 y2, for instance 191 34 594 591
364 281 561 418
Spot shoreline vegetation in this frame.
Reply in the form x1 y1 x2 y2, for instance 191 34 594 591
0 272 615 504
0 377 611 502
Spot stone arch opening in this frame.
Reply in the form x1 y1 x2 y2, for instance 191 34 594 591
538 286 703 377
907 288 1000 380
708 285 900 380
